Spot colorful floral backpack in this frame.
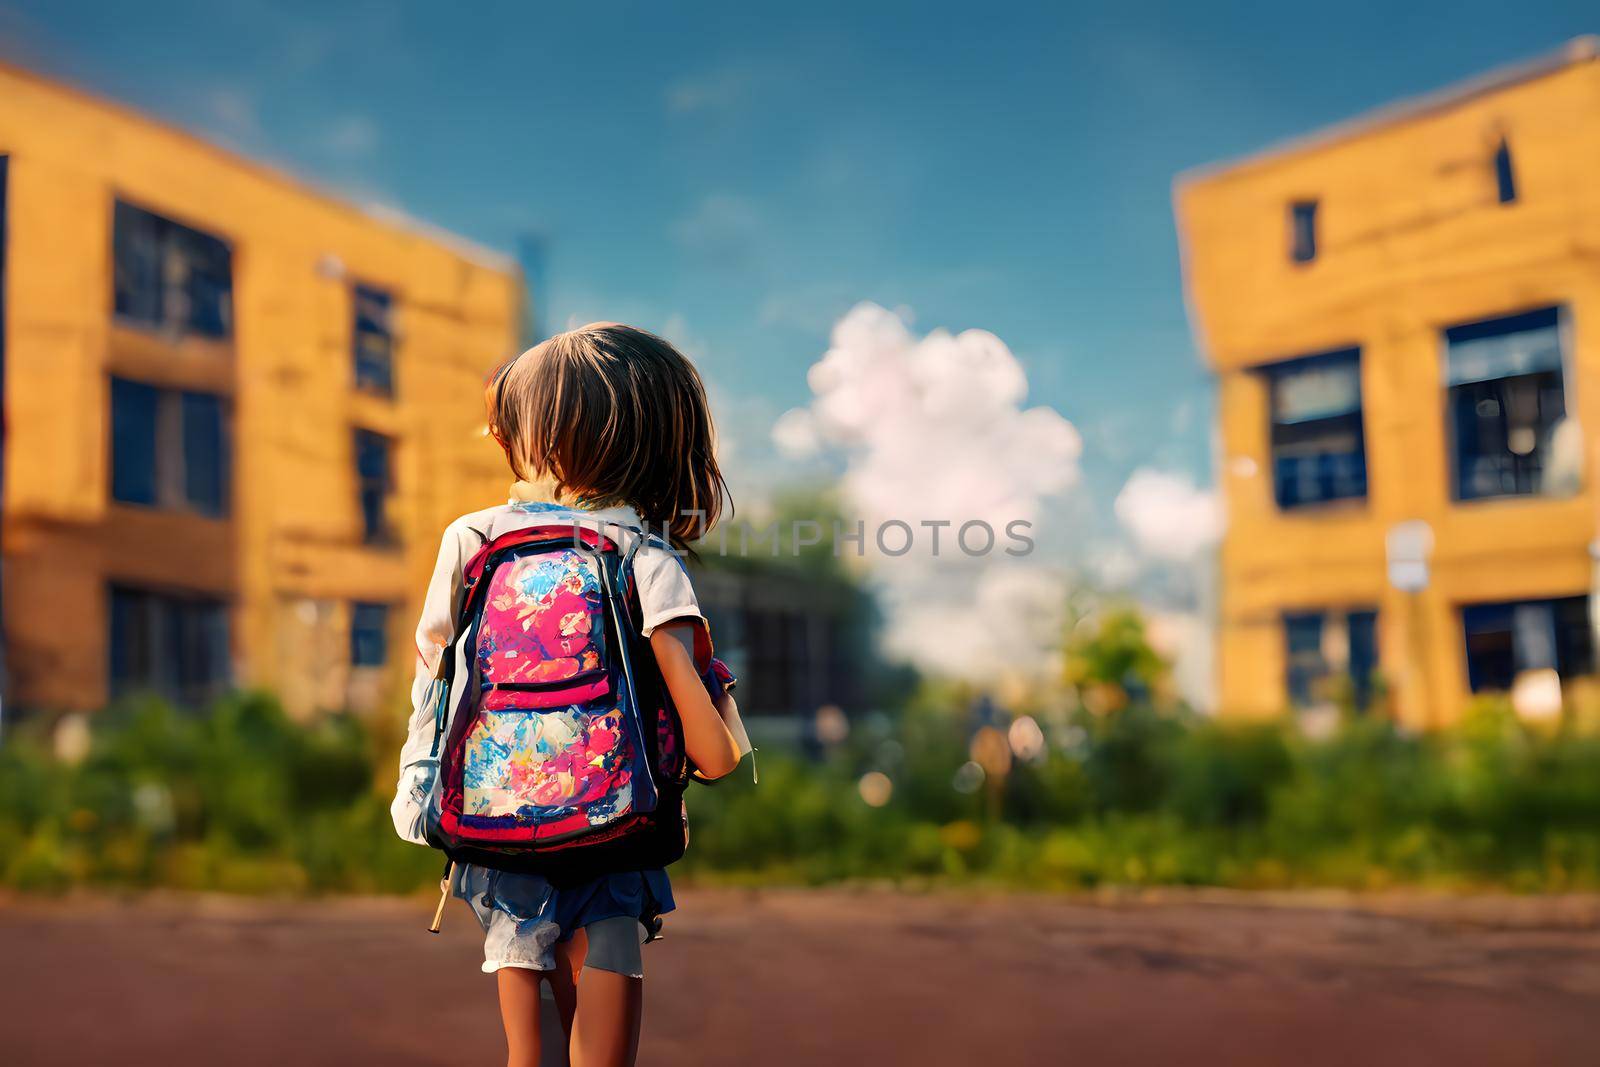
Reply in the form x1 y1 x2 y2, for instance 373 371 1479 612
423 522 689 883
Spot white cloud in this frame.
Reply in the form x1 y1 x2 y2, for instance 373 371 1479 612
1144 609 1215 711
882 564 1069 689
796 303 1080 529
1114 468 1223 562
771 408 822 459
775 302 1082 681
1087 542 1142 591
321 114 380 158
1101 471 1222 710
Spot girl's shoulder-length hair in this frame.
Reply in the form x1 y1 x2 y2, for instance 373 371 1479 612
486 322 730 550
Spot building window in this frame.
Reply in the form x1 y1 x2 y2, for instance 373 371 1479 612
1346 610 1379 710
113 200 233 339
1285 608 1379 710
1493 138 1517 204
1289 200 1317 263
352 284 395 394
109 585 231 705
1446 307 1568 501
182 392 228 515
1264 348 1367 508
110 377 230 516
354 428 395 544
1462 595 1591 693
350 602 390 667
110 378 159 506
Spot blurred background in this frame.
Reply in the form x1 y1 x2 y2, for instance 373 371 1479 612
3 3 1600 1065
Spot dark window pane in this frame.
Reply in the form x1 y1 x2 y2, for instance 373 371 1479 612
355 429 390 480
114 379 229 516
1347 610 1378 712
1494 139 1517 205
354 428 393 543
353 285 394 394
181 391 228 516
113 202 163 325
181 226 233 338
172 598 230 696
1463 602 1517 692
109 586 156 693
112 200 232 338
1286 609 1381 708
1450 373 1564 499
744 608 796 716
1447 308 1566 501
1265 349 1367 508
1290 200 1317 263
109 585 230 705
1284 612 1326 706
350 602 389 666
1552 596 1594 679
1463 596 1592 692
110 377 159 505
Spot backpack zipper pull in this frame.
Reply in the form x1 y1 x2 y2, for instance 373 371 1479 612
428 860 454 934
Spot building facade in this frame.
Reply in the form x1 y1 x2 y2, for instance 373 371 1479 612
0 61 522 716
1176 39 1600 727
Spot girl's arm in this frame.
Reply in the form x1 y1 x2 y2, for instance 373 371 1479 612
390 521 468 843
650 620 743 780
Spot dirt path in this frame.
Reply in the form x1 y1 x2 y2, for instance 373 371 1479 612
3 886 1599 1065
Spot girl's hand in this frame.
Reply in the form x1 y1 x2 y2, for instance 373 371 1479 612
650 620 742 780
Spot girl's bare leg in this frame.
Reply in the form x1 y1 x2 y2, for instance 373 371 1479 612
497 968 545 1067
547 938 580 1060
554 927 644 1067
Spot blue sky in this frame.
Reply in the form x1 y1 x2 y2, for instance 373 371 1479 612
2 0 1595 544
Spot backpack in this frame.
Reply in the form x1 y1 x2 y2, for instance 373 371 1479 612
423 521 689 884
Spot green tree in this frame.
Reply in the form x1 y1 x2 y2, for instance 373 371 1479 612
1064 605 1168 706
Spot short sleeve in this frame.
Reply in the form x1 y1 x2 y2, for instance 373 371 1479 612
632 543 706 638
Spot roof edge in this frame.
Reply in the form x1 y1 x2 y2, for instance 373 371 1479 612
1176 35 1600 189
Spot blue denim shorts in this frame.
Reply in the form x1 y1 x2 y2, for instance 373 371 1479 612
454 864 674 977
480 911 647 977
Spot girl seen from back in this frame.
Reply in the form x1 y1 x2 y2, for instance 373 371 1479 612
391 323 751 1067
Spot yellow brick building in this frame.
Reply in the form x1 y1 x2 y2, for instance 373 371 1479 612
0 61 522 715
1176 38 1600 728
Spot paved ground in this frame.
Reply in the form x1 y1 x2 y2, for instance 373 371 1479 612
3 886 1599 1065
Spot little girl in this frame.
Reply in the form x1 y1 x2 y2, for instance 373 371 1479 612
390 323 750 1067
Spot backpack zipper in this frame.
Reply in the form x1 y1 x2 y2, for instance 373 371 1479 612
482 668 608 693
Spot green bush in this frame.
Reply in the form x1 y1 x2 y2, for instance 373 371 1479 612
6 690 1600 896
0 692 436 895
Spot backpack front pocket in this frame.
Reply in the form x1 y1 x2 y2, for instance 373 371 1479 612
476 549 608 688
459 699 640 839
480 670 611 710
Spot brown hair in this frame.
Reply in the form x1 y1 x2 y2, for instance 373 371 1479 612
486 323 730 549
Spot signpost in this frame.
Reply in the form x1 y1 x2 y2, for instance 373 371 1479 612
1385 520 1433 594
1387 520 1435 728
